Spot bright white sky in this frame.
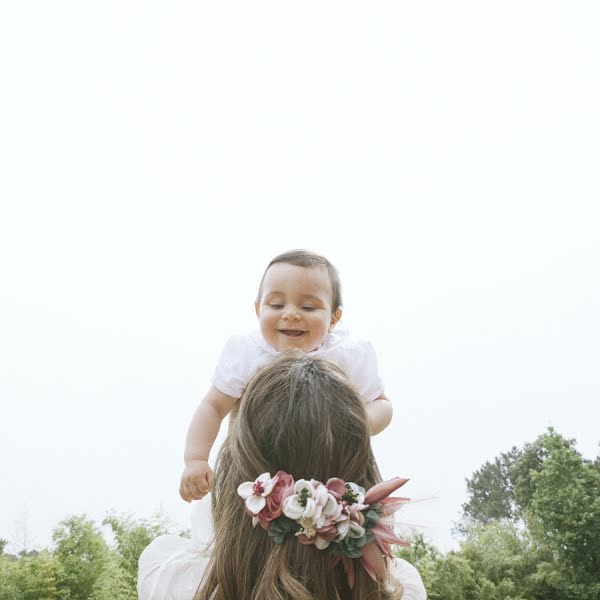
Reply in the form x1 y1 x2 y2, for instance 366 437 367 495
1 1 599 554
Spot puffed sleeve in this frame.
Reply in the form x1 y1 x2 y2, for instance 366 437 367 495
211 335 251 399
342 340 385 403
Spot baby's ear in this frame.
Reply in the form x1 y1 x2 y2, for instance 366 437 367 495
329 308 342 331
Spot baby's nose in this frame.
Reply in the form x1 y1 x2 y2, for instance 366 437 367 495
283 306 301 320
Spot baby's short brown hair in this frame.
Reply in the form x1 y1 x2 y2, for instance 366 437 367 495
256 249 343 311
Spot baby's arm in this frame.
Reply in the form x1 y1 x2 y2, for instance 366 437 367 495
366 394 393 435
179 386 237 502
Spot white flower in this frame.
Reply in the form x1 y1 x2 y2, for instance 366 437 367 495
323 493 343 519
295 479 316 496
336 518 350 540
283 479 318 521
345 482 365 504
237 472 276 515
298 517 316 538
311 480 329 507
283 495 317 520
315 492 343 528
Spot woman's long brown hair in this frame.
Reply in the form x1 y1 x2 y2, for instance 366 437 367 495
194 352 403 600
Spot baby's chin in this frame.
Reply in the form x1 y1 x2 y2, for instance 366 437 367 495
272 331 323 353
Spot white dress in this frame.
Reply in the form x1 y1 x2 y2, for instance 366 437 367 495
212 329 385 403
138 501 427 600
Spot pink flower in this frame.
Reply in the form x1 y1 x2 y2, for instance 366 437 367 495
257 470 294 528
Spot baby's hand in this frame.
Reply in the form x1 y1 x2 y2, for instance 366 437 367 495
179 460 214 502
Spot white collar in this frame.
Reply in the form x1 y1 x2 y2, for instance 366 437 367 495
251 327 349 356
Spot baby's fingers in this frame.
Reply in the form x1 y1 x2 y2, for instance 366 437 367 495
179 481 193 503
206 468 214 492
190 480 208 500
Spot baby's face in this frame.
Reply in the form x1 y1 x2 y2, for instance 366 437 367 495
255 263 341 353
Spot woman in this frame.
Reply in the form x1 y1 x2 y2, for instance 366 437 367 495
138 353 426 599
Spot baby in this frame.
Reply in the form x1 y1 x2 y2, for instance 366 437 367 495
179 249 393 502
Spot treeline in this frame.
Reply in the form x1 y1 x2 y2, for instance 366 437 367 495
399 428 600 600
0 513 175 600
2 428 599 599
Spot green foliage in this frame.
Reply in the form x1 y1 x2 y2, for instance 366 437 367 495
0 512 171 600
6 551 68 600
267 516 300 544
52 514 110 600
2 428 598 600
102 511 170 588
453 428 600 599
400 428 600 599
90 554 137 600
0 556 23 600
396 535 440 593
461 448 519 525
511 428 576 513
425 553 492 600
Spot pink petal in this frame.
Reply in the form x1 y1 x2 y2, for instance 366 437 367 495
374 536 394 558
326 478 346 496
379 497 410 516
269 472 280 488
371 522 405 545
315 525 338 542
381 496 410 503
364 477 409 505
360 541 386 580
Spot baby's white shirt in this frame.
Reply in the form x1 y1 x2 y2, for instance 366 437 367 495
212 328 384 403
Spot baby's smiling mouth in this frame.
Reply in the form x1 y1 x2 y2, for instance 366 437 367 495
279 329 306 337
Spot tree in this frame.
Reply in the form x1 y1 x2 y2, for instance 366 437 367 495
0 555 23 600
90 554 137 600
526 432 600 585
457 428 600 600
510 428 575 513
102 511 170 594
461 448 520 526
52 514 110 600
10 551 68 600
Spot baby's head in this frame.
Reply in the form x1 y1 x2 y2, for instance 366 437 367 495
255 250 343 353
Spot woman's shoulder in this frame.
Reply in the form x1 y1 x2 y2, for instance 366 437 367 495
138 501 213 600
137 534 210 600
391 558 428 600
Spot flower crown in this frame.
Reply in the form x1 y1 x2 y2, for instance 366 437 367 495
237 471 410 588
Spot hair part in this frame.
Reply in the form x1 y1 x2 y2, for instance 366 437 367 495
256 249 343 311
194 353 402 600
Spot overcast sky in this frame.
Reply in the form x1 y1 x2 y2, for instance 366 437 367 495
1 1 599 554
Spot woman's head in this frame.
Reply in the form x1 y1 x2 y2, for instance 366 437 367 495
254 250 343 353
195 353 402 600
